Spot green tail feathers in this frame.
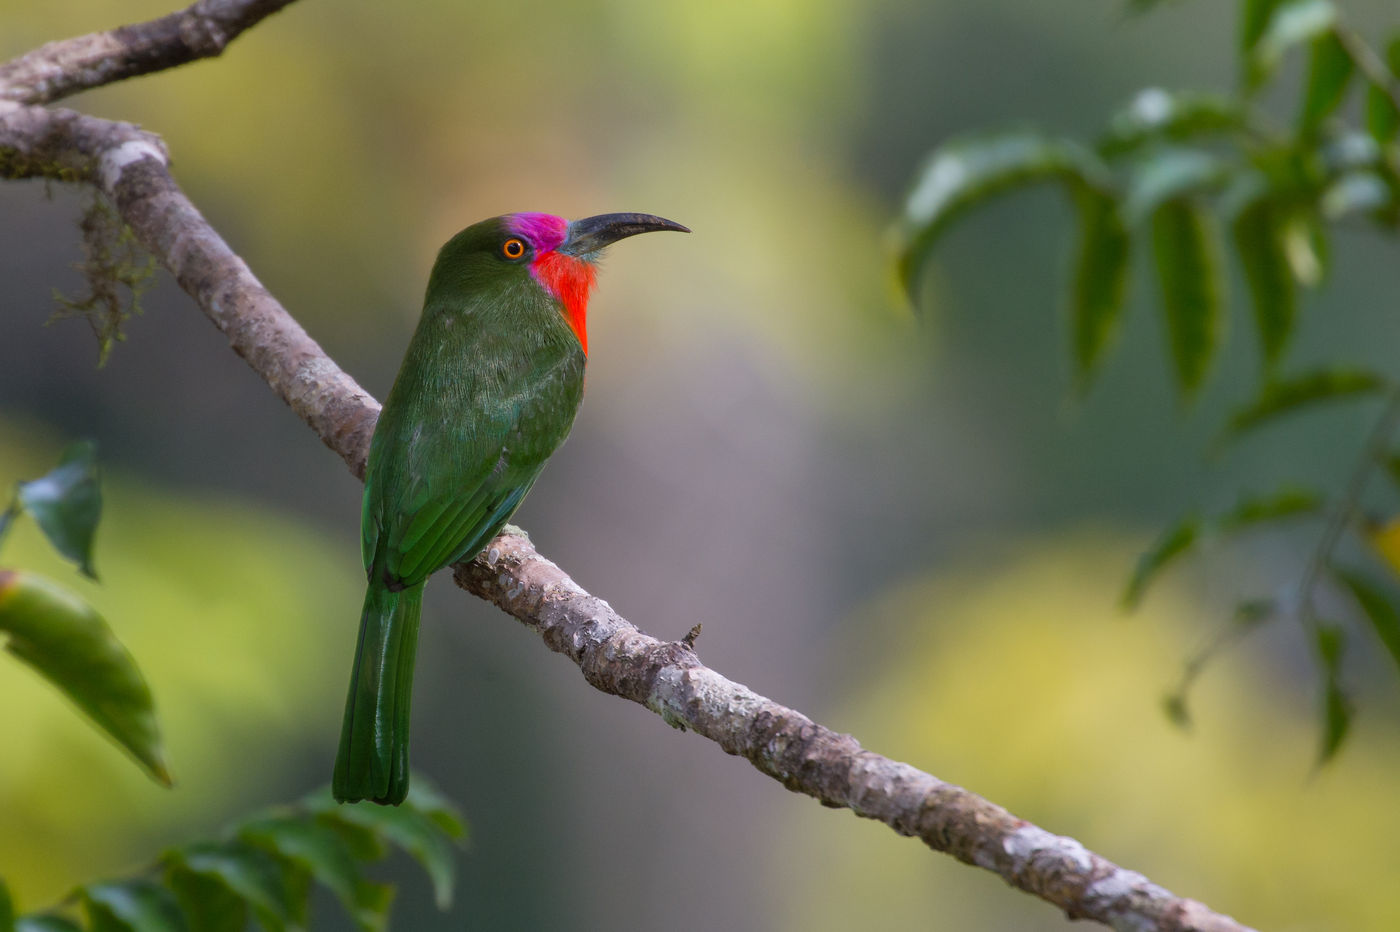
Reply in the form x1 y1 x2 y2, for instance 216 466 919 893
333 581 423 805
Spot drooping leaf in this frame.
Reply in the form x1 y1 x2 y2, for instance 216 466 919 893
1221 368 1388 441
82 881 187 932
305 782 465 911
1318 676 1353 763
1123 515 1201 609
1250 0 1338 88
403 778 468 841
1300 31 1354 130
1151 200 1225 398
239 816 391 932
1312 621 1352 764
0 570 170 784
1123 148 1231 224
12 441 101 579
165 868 247 932
896 131 1112 299
1161 690 1192 729
1330 566 1400 675
1232 198 1296 370
170 841 296 932
1241 0 1287 53
1100 89 1247 156
1069 189 1131 391
1280 212 1328 286
1216 486 1322 532
1364 84 1400 145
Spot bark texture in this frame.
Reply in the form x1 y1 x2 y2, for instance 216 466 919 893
0 5 1258 930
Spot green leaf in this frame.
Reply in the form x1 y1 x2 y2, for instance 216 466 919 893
1282 213 1327 286
166 868 247 932
239 816 390 932
1318 675 1353 764
323 805 459 911
1123 149 1231 224
15 918 83 932
171 842 297 932
1151 200 1225 398
1331 567 1400 675
82 881 187 932
1100 89 1247 156
305 782 465 911
403 777 467 842
0 879 11 932
1241 0 1286 53
1365 85 1399 145
1312 621 1352 764
1069 190 1131 391
1217 486 1322 532
1232 199 1296 370
1300 31 1354 130
0 570 171 785
1221 368 1388 441
1123 515 1201 609
1250 0 1338 88
1161 690 1192 729
13 442 101 579
896 131 1112 299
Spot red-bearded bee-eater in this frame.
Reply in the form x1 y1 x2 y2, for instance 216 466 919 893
333 212 688 805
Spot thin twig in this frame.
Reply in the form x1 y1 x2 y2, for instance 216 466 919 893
1296 384 1400 623
1333 24 1400 117
0 0 297 105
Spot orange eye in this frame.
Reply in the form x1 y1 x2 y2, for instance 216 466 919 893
502 238 526 259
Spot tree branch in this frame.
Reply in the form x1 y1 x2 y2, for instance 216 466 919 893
0 7 1256 931
0 0 297 105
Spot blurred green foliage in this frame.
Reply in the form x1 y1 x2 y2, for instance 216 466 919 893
0 420 360 910
1 781 464 931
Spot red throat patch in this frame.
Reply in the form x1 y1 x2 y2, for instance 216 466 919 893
530 251 597 355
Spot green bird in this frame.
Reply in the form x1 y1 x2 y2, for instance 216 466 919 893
334 211 688 805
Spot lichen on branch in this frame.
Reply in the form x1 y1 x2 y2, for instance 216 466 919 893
50 194 156 365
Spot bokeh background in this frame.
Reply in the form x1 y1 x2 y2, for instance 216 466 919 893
3 1 1400 929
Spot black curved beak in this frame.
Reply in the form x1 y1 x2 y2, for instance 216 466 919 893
560 213 690 258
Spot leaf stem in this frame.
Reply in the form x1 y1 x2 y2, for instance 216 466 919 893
1333 24 1400 115
1297 383 1400 623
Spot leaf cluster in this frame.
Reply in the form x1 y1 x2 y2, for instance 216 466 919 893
0 443 170 782
897 0 1400 398
0 782 466 932
895 0 1400 762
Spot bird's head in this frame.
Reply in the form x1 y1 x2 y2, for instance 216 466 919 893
427 211 688 355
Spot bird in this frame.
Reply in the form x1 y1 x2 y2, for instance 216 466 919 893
333 211 688 805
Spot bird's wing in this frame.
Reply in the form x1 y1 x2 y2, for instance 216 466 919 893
363 434 545 588
362 351 583 587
